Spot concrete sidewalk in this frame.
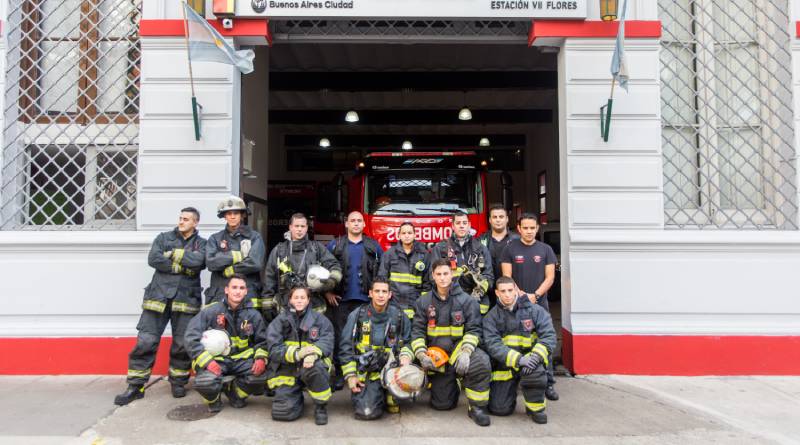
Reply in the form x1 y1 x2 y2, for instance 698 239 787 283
1 375 798 445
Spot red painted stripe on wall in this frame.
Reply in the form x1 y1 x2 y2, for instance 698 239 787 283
529 20 662 45
139 18 269 39
0 337 172 375
563 329 800 376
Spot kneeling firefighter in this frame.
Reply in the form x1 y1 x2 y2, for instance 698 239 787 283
266 286 335 425
482 276 557 424
184 274 269 413
410 258 492 427
339 278 416 419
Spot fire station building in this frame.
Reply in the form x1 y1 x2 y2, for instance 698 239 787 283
0 0 799 376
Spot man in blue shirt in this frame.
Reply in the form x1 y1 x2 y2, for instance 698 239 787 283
326 211 384 389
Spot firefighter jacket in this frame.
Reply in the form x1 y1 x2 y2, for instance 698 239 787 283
184 297 269 370
410 286 483 368
429 234 494 313
262 236 342 310
339 303 413 380
205 225 266 303
482 297 556 371
266 305 335 371
329 235 382 297
142 228 206 315
377 241 430 318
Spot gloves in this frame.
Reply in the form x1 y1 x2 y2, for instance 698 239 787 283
453 344 474 376
240 240 252 258
296 346 317 361
518 353 542 376
416 350 435 370
206 360 222 376
251 358 266 376
303 354 317 368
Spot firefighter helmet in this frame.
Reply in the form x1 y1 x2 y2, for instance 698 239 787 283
217 195 248 218
381 364 426 400
426 346 449 368
306 265 331 291
200 329 231 356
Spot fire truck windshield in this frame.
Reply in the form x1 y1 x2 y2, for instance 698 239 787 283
366 170 480 215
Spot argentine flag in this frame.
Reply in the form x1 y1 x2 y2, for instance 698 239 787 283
183 2 255 74
610 0 629 92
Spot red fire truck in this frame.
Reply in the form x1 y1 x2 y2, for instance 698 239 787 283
324 151 511 250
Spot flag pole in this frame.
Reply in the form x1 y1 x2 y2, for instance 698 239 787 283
181 1 201 140
601 77 615 142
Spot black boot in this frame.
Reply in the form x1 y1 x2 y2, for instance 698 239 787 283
314 404 328 425
208 398 224 413
528 409 548 424
468 405 491 427
545 385 559 401
171 383 186 398
224 382 247 408
114 384 144 406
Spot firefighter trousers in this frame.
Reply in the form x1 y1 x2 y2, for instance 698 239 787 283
488 365 547 416
428 348 491 410
194 358 267 404
350 373 398 420
126 306 193 386
269 361 332 421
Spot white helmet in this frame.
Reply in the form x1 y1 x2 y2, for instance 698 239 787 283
306 265 331 291
217 195 248 218
200 329 231 356
381 364 427 400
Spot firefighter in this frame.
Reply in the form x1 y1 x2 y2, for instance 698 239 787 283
262 213 342 321
477 204 518 308
114 207 206 406
483 276 556 424
500 212 559 401
205 196 266 306
339 279 413 420
377 221 430 320
326 211 383 390
429 211 494 315
410 258 492 426
266 286 335 425
184 274 269 413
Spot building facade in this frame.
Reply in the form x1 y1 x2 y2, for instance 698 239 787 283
0 0 799 375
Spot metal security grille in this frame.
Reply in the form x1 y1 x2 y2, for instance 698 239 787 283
659 0 797 229
270 20 531 43
1 0 141 230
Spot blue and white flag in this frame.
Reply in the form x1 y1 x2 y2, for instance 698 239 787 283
610 0 629 92
183 3 255 74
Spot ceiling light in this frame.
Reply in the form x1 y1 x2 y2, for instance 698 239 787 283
458 107 472 121
402 140 413 150
319 137 331 148
479 137 490 147
345 110 359 123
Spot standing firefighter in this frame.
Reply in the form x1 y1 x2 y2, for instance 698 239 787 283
378 221 430 320
477 204 518 308
430 211 494 315
262 213 342 320
205 196 266 305
339 279 415 420
114 207 206 406
483 276 556 424
411 259 492 426
184 274 269 412
266 286 335 425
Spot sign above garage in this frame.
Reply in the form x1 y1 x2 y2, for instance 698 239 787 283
240 0 587 19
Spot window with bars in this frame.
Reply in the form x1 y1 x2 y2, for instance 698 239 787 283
2 0 141 230
659 0 797 229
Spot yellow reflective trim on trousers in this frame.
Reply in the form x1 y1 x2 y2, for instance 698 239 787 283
308 387 332 402
231 348 254 360
403 308 415 319
480 304 489 315
464 388 490 402
171 301 200 314
142 299 166 313
426 325 464 337
268 375 296 388
127 368 151 378
235 385 249 398
168 367 190 377
525 399 546 412
389 272 422 284
503 335 532 348
492 370 514 381
201 394 220 404
506 349 522 368
230 336 249 348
